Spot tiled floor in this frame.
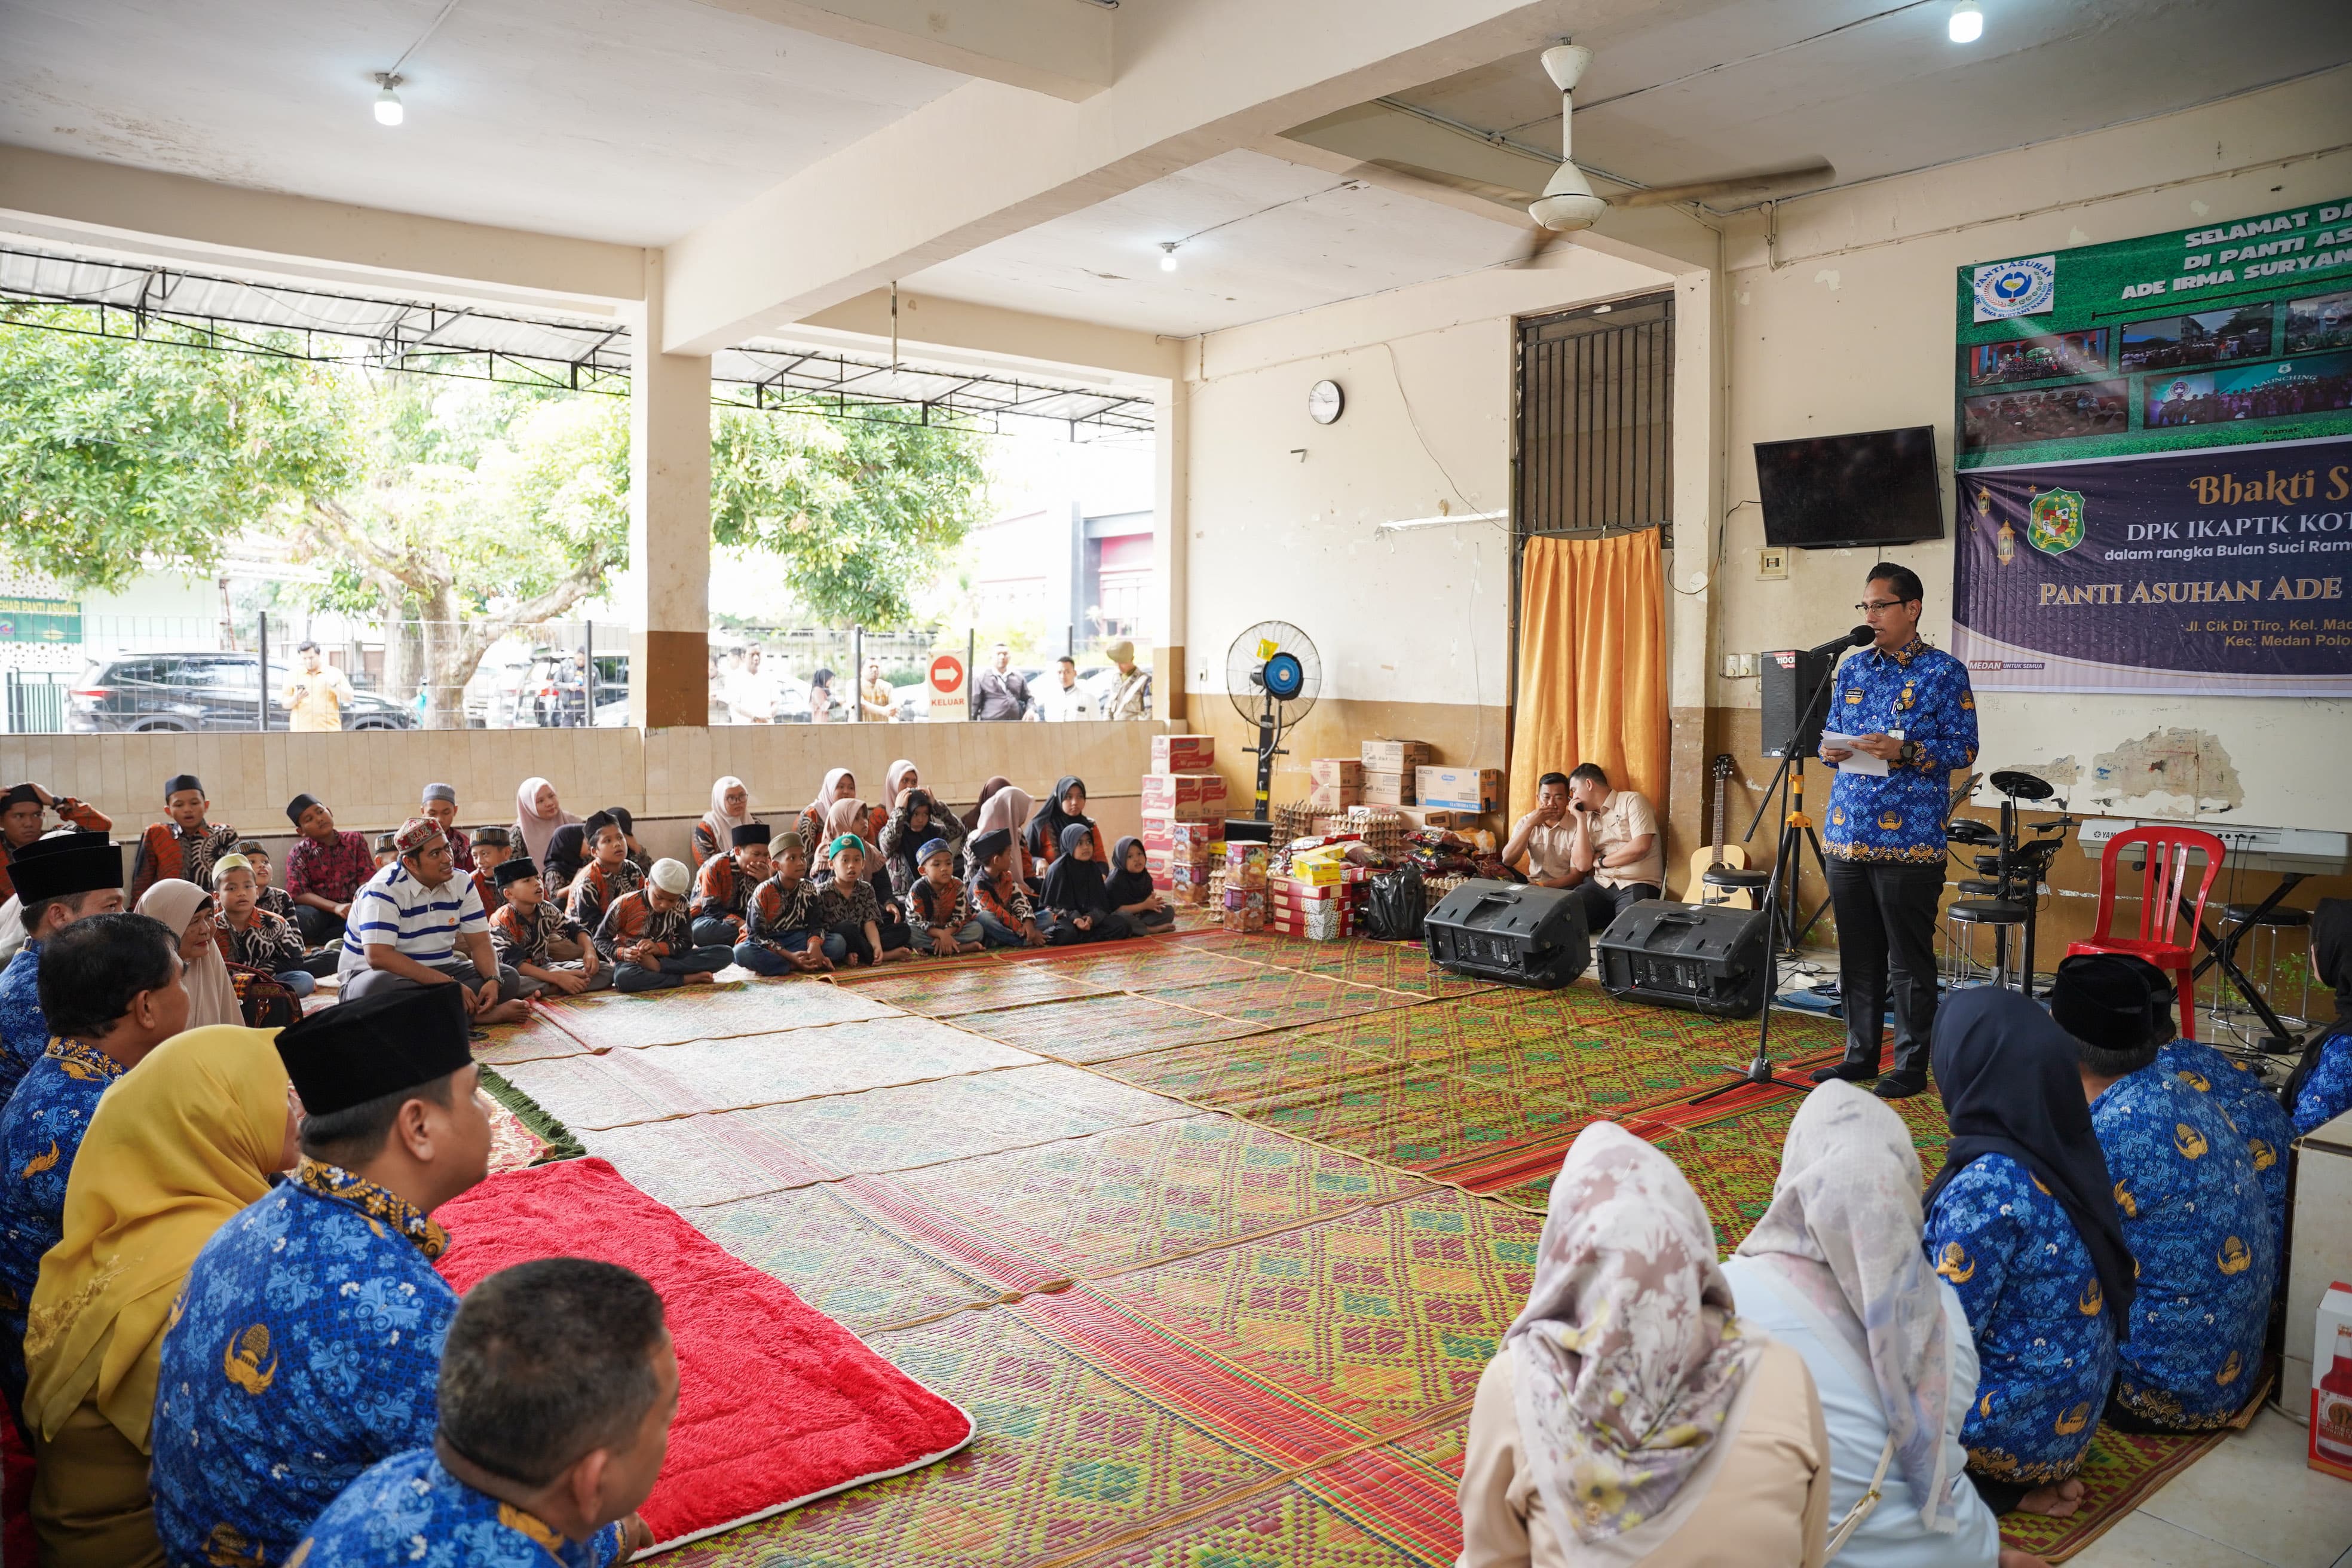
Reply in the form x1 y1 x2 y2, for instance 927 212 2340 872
2068 1410 2352 1567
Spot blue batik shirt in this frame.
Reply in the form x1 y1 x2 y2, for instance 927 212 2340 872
291 1448 624 1567
1924 1153 2117 1483
2160 1040 2292 1257
0 943 48 1106
2092 1068 2273 1430
152 1158 459 1568
0 1037 122 1409
2293 1027 2352 1137
1823 637 1980 863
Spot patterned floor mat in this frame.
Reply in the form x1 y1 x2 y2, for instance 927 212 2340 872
875 1114 1431 1285
532 976 901 1051
1074 1471 1450 1568
1149 970 1423 1031
1068 1189 1539 1445
953 992 1266 1063
659 1303 1289 1568
2001 1422 2231 1562
830 959 1120 1016
1042 947 1277 992
496 1020 1040 1130
688 1183 1015 1332
1232 939 1503 1001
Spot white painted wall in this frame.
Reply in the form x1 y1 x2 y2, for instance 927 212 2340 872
1181 249 1674 720
1711 67 2352 831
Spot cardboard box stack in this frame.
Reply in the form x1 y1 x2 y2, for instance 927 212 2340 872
1417 765 1502 813
1143 819 1221 906
1307 757 1362 811
1361 740 1431 807
1142 771 1229 822
1150 734 1217 773
1270 840 1371 939
1222 840 1269 932
1142 736 1223 907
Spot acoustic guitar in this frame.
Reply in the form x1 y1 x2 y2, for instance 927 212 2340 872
1688 754 1755 909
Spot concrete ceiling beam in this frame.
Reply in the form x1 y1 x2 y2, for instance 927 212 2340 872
657 0 1584 355
689 0 1114 101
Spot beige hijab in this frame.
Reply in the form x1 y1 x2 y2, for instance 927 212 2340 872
137 880 242 1030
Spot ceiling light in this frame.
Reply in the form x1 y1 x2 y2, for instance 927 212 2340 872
1158 243 1180 272
373 73 405 125
1948 1 1983 43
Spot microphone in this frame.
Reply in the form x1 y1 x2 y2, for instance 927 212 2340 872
1808 625 1873 657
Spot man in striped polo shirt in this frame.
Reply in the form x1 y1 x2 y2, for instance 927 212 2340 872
339 817 528 1024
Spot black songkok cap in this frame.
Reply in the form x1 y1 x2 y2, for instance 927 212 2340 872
493 857 541 889
164 774 204 801
0 785 40 811
276 984 473 1117
10 832 123 905
2050 953 2160 1055
970 827 1013 863
582 810 618 841
286 792 324 826
731 822 772 848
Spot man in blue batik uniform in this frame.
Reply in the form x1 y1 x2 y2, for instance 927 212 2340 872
1814 562 1979 1099
2288 899 2352 1136
151 983 494 1567
0 913 187 1420
2056 955 2273 1432
295 1258 667 1566
0 833 127 1104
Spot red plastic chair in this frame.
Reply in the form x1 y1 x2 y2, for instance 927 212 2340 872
2066 826 2226 1043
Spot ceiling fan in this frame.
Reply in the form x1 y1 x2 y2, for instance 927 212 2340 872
1358 44 1835 262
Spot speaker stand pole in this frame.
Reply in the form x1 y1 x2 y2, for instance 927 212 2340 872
1689 650 1847 1105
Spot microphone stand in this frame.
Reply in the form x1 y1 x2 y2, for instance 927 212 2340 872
1689 641 1852 1105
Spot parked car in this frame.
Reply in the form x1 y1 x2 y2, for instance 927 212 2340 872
517 649 627 727
66 652 415 734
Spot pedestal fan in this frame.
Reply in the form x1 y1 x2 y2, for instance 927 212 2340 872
1226 621 1322 821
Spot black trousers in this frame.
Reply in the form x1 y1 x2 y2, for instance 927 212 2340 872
1824 858 1944 1074
1568 880 1657 939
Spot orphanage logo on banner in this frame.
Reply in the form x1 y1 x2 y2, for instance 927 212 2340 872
2027 488 2085 555
1972 255 2057 322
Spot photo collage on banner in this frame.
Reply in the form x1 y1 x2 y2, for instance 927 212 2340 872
1951 198 2352 695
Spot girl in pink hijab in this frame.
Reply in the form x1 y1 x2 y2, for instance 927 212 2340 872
511 777 580 869
965 785 1035 887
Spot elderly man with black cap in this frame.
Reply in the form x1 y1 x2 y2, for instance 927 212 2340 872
0 782 111 905
340 816 528 1025
0 832 127 1102
2053 952 2271 1434
151 984 494 1568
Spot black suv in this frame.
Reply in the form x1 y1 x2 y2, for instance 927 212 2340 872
66 652 415 733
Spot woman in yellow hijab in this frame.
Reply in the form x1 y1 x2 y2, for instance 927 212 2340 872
20 1023 296 1567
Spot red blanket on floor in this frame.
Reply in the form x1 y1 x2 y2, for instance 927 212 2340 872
434 1157 974 1552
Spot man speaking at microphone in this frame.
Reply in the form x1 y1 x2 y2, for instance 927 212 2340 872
1810 562 1978 1099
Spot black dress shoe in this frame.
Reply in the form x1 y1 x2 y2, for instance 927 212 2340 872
1873 1070 1929 1099
1809 1060 1879 1084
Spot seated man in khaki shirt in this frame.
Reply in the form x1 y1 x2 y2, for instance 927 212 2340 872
1497 772 1579 887
1563 762 1662 935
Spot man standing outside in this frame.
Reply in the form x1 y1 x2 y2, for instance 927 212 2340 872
1104 639 1152 720
727 645 776 724
972 644 1031 721
339 817 528 1024
281 640 356 733
1561 764 1662 935
1812 562 1978 1100
1040 656 1096 722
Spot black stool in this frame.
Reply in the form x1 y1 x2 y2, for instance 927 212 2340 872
1946 897 2029 991
2217 902 2311 1035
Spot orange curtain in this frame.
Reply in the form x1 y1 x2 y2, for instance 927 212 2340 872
1508 530 1670 825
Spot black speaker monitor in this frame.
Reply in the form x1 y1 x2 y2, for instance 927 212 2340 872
1425 880 1590 989
1759 647 1840 759
1596 900 1771 1018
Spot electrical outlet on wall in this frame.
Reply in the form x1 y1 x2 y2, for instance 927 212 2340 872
1759 547 1788 580
1719 653 1757 679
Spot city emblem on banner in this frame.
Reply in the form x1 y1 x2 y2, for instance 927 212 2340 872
1971 255 2056 322
2026 488 2086 555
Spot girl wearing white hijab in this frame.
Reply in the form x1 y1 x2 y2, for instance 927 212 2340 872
133 880 243 1031
1722 1082 2023 1568
1459 1121 1830 1568
693 776 754 868
510 776 580 869
797 768 857 858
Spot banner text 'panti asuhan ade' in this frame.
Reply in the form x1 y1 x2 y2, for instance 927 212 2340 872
1952 195 2352 694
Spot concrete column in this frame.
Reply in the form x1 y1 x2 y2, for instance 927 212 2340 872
627 250 712 728
1664 263 1722 895
1150 375 1189 722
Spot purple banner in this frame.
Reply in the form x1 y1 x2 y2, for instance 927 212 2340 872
1951 436 2352 695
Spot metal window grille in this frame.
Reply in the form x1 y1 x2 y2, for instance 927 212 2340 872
1514 295 1674 541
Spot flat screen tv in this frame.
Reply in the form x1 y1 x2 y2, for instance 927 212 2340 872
1753 425 1944 550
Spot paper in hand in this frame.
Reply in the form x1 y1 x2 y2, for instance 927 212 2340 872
1820 731 1889 777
